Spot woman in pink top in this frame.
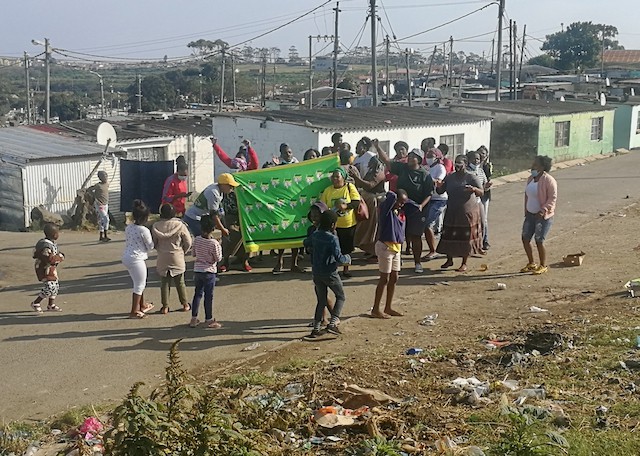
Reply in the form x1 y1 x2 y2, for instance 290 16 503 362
521 155 558 275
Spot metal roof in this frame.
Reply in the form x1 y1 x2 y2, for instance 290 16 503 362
0 126 106 164
452 100 615 116
212 106 490 131
603 50 640 64
56 118 214 141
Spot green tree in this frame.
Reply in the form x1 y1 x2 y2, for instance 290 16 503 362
527 54 558 69
127 75 177 112
187 39 228 57
47 93 82 121
541 22 622 71
338 73 360 93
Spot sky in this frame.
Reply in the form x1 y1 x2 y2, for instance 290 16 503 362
2 0 639 64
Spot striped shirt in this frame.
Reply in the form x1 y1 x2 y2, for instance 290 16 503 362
192 236 222 273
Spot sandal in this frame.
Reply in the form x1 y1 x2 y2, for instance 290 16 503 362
129 311 147 319
204 319 222 329
218 265 228 273
160 306 170 315
31 301 43 313
181 304 191 312
242 263 252 272
46 303 62 312
141 303 155 313
189 318 200 328
291 265 306 273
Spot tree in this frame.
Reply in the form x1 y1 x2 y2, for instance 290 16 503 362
540 22 622 71
527 54 558 69
187 39 228 57
47 93 82 121
337 73 359 93
288 46 300 63
127 75 177 112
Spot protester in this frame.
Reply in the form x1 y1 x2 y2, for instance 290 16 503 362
31 223 65 313
272 143 299 166
386 141 409 193
87 170 110 242
320 168 361 278
330 132 343 154
152 203 193 314
339 144 360 183
303 210 351 338
438 143 454 174
189 216 223 329
212 137 259 171
122 200 155 319
377 143 434 273
521 155 557 275
436 155 484 272
371 190 419 319
420 137 436 159
220 184 253 273
303 148 320 160
321 146 332 156
183 174 239 237
306 201 335 325
161 156 192 216
478 146 493 250
467 150 490 254
350 155 386 259
353 136 376 176
423 147 448 259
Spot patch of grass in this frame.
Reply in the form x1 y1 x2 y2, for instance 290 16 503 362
563 428 640 456
274 358 314 373
0 422 45 455
348 436 403 456
221 372 274 388
49 405 103 431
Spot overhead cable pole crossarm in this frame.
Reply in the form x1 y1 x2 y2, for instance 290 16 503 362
495 0 505 101
370 0 378 107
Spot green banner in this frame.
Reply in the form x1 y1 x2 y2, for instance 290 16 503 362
233 154 341 252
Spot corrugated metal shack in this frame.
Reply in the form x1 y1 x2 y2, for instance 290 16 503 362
0 126 120 231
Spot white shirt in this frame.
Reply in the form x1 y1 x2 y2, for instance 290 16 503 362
353 151 376 176
525 180 542 214
185 183 223 220
122 224 154 262
428 163 448 201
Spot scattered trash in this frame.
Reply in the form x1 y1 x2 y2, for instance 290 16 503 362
595 405 609 428
242 342 261 352
494 379 519 391
393 331 405 336
529 306 549 313
313 405 369 428
563 251 585 266
624 278 640 298
406 347 424 355
341 384 401 409
496 283 507 290
524 331 565 354
418 314 438 326
309 436 324 445
622 359 640 370
636 335 640 349
446 377 491 406
518 388 546 399
485 339 511 349
479 263 489 272
51 429 63 436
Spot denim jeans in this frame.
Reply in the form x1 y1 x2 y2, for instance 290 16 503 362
191 272 216 321
313 271 345 323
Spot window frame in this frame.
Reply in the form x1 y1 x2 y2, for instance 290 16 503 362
590 117 604 141
439 133 465 156
554 121 570 148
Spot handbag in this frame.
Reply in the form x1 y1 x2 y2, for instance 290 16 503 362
349 184 369 221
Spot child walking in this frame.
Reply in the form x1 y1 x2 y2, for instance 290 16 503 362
152 204 193 314
303 210 351 338
31 223 64 313
189 216 223 328
305 201 335 326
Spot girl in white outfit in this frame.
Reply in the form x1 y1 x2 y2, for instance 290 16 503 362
122 199 155 318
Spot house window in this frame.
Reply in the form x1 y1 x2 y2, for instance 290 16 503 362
636 115 640 134
554 121 570 147
439 134 465 156
591 117 603 141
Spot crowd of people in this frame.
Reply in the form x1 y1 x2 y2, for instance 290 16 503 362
29 134 558 339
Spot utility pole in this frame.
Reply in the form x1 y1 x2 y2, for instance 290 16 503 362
199 73 203 104
518 24 526 98
495 0 505 101
44 38 51 123
261 57 267 108
90 71 105 118
109 85 114 115
385 35 390 101
24 52 31 125
426 45 437 88
509 20 513 100
231 53 237 109
447 36 454 89
332 2 340 108
490 38 495 75
370 0 378 106
405 49 412 106
512 21 517 100
308 35 313 109
600 25 606 77
219 48 226 112
136 74 142 114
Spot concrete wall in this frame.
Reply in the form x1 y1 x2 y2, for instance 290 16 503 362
632 105 640 149
537 110 615 163
614 104 640 150
212 114 492 173
0 163 25 231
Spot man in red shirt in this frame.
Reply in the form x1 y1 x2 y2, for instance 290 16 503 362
161 158 191 216
438 143 454 174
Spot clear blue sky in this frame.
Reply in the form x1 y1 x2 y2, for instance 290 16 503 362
2 0 638 62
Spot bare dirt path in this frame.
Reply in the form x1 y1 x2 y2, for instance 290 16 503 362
0 151 638 421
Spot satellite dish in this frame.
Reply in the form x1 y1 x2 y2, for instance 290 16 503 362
382 85 387 95
600 93 606 106
96 122 117 147
559 96 566 102
632 88 636 96
345 101 352 108
389 83 395 95
585 75 589 82
605 77 610 87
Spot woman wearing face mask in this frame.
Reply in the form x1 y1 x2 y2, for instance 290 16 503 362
161 156 192 217
422 148 448 259
477 146 493 250
435 155 484 272
466 150 490 254
521 155 557 275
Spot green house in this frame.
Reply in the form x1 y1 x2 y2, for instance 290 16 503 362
450 100 615 172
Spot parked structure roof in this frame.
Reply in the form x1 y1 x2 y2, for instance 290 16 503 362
452 100 615 116
603 50 640 65
213 106 490 131
0 126 106 164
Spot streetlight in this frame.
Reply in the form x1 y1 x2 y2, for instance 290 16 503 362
31 38 51 123
89 70 105 118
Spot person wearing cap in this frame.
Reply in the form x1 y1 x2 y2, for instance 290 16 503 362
183 173 239 238
161 157 192 217
375 140 434 273
212 137 259 171
87 170 111 242
219 175 252 273
422 147 448 259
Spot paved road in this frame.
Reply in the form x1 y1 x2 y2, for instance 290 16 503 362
0 151 638 420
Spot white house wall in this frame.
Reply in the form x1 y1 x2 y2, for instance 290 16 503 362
212 115 492 171
631 105 640 149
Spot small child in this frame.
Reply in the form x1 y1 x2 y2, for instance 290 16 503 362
305 202 335 325
189 216 223 329
303 210 351 338
31 223 64 313
88 170 110 242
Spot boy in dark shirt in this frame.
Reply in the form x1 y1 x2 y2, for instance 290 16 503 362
303 211 351 338
31 223 64 312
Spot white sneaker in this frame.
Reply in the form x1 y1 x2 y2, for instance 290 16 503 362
414 264 424 273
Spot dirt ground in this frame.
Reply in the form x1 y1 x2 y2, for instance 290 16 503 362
1 151 639 430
